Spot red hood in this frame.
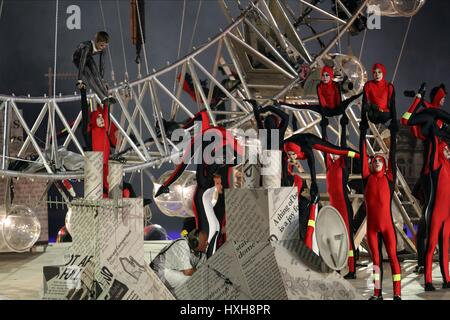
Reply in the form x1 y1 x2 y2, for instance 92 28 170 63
284 141 305 160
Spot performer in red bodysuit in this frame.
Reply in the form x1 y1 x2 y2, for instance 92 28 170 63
403 89 450 290
89 104 110 198
281 66 360 275
401 84 447 274
426 141 450 289
280 66 361 140
362 63 397 134
155 111 243 257
283 133 359 250
326 152 357 278
360 113 401 300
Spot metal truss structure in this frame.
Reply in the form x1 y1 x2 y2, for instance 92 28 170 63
0 0 426 251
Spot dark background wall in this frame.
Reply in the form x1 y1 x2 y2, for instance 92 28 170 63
0 0 448 240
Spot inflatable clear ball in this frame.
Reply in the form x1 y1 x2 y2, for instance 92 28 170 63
153 170 196 218
2 205 41 252
392 0 426 17
144 224 168 241
369 0 425 17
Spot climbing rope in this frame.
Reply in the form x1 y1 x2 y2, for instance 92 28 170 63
99 0 116 82
358 28 367 61
391 16 413 84
170 0 187 115
116 0 129 80
0 0 4 22
136 0 149 75
188 0 203 51
53 0 59 100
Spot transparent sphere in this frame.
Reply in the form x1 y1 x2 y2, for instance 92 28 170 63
144 224 168 241
2 205 41 252
153 170 196 217
330 53 367 100
65 207 72 235
392 0 426 17
369 0 426 17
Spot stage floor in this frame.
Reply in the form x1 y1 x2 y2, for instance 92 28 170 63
1 243 449 300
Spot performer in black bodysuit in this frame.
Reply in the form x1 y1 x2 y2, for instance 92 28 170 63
73 31 115 104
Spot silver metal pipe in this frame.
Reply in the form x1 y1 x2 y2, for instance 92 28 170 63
206 39 224 105
109 105 147 162
53 102 85 156
50 101 60 168
153 77 194 118
9 101 53 173
303 27 339 43
18 102 48 158
186 60 217 126
148 80 169 155
243 18 298 75
114 91 151 160
191 57 249 113
223 36 252 98
298 0 346 24
128 85 165 155
63 111 82 149
312 0 370 67
226 32 296 80
2 101 9 170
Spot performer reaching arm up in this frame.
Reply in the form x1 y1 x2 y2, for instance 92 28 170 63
359 117 401 300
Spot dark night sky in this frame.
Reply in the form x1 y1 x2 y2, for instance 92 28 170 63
0 0 449 240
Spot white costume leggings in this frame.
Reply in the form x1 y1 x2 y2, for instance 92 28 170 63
203 187 220 257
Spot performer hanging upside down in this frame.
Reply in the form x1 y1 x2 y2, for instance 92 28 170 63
248 99 289 151
402 86 450 291
361 63 397 136
246 99 291 186
401 83 447 274
360 112 401 300
73 31 116 104
155 111 243 258
283 133 359 250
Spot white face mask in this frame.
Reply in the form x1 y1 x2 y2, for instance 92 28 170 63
322 72 331 84
96 115 105 128
444 146 450 160
371 157 384 173
373 69 383 82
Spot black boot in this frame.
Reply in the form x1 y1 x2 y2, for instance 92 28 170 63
414 265 424 275
442 282 450 289
344 272 356 280
393 295 402 300
368 295 383 300
424 283 436 291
